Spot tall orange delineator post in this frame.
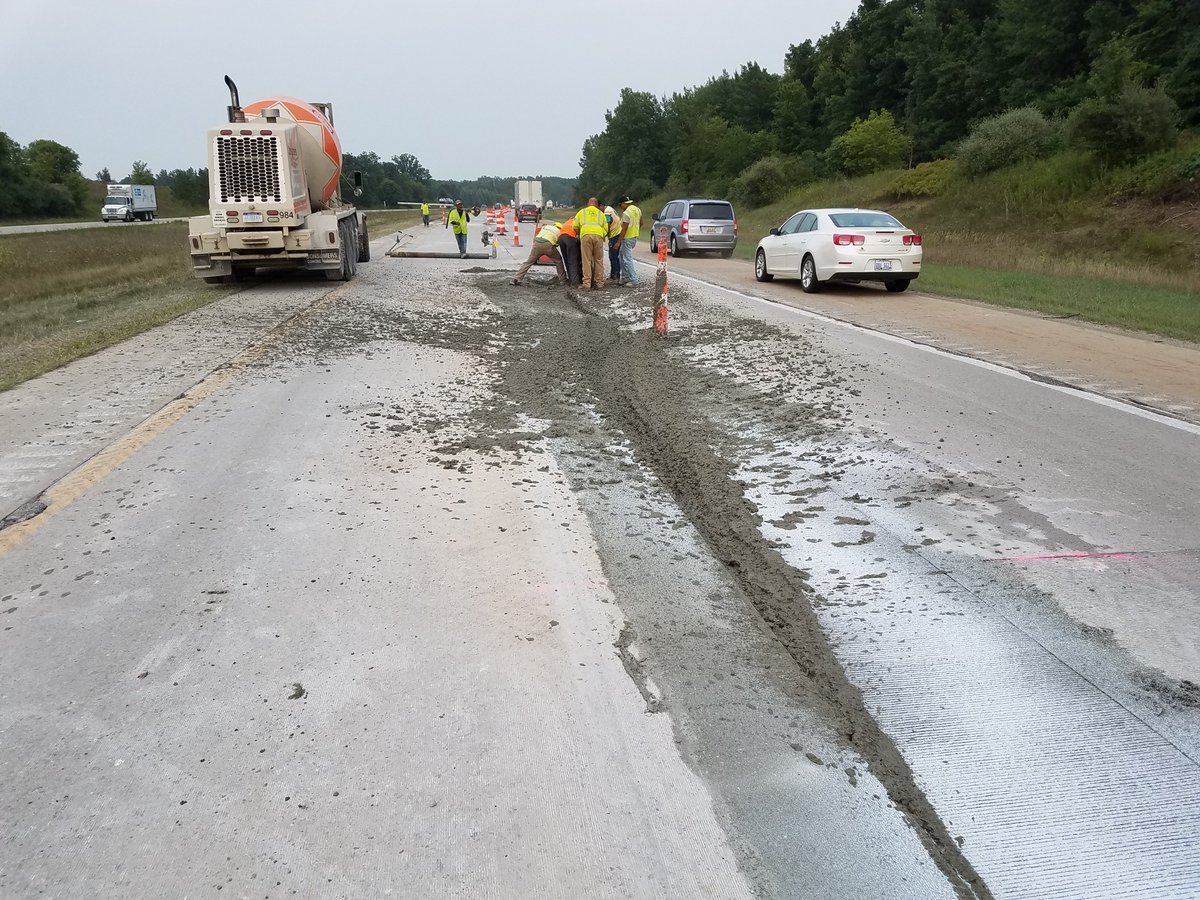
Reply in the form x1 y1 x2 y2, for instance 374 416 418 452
512 209 521 247
653 234 669 336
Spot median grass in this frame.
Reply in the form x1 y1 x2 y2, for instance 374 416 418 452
0 223 230 391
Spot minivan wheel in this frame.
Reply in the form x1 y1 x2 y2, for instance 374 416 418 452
885 279 911 293
755 249 773 282
720 249 733 259
669 234 680 257
800 255 821 293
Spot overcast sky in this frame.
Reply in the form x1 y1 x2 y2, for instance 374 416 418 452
1 0 860 182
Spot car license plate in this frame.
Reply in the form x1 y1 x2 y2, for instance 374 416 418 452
701 226 717 234
242 212 263 223
873 259 894 271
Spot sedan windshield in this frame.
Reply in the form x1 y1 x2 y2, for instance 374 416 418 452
829 211 903 228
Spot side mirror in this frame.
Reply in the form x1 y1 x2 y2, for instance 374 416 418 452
652 214 660 222
769 227 781 236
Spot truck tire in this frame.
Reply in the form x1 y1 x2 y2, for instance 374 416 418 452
345 220 359 278
357 218 370 263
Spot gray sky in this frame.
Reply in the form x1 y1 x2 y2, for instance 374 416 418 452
1 0 860 182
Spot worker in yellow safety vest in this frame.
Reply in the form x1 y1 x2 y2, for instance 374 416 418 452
573 198 609 290
604 205 623 282
618 196 642 286
420 201 430 227
445 200 471 258
511 222 567 285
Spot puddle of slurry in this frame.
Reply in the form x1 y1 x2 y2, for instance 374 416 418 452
461 276 989 898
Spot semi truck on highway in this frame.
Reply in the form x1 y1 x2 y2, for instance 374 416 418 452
188 76 368 284
101 184 157 222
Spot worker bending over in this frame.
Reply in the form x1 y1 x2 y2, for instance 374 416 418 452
511 222 567 285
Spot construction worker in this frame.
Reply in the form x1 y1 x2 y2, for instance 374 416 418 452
558 216 582 286
446 199 471 258
420 201 430 227
618 196 642 286
573 197 608 290
511 221 567 285
605 204 623 282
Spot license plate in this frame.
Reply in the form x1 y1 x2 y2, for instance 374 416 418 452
873 259 894 271
242 212 263 223
701 226 717 234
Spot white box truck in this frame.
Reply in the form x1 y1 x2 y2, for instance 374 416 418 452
101 184 157 222
514 179 543 209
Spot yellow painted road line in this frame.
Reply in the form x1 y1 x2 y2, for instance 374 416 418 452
0 284 350 558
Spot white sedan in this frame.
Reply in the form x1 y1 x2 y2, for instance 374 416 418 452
755 207 922 293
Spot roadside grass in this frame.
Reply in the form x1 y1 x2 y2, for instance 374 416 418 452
0 223 230 391
362 209 423 236
918 265 1200 342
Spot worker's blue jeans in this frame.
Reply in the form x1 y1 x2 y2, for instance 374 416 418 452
454 231 467 256
619 237 638 284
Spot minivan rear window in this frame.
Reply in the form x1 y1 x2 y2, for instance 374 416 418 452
689 202 734 220
829 212 903 228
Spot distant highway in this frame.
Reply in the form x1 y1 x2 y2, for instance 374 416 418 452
0 218 188 236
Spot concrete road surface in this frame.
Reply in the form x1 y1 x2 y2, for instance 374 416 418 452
2 219 1198 898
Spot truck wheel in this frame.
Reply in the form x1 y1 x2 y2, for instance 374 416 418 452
345 220 359 278
203 276 226 285
357 218 370 263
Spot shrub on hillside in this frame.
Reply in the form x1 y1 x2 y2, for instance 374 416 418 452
956 108 1062 177
729 153 823 208
1108 144 1200 201
1067 84 1178 166
888 159 957 199
828 110 912 177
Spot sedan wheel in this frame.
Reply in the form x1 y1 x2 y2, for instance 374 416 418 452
755 249 773 282
885 279 911 293
800 255 821 293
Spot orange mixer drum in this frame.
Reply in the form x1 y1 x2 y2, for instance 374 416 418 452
244 96 342 209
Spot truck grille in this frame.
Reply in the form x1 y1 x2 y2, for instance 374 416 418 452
216 135 281 203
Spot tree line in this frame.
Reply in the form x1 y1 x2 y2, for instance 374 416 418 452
341 152 577 209
577 0 1200 205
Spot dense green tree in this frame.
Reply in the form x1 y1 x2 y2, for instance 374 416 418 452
128 160 154 184
828 110 912 175
25 139 88 209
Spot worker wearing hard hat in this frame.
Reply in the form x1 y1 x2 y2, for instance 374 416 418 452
420 201 430 227
604 204 623 283
618 196 642 286
558 216 582 287
573 197 609 290
511 221 567 286
446 200 471 258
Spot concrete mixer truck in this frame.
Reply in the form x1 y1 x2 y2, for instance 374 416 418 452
188 76 368 283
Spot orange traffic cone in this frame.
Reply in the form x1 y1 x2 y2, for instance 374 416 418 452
512 211 521 247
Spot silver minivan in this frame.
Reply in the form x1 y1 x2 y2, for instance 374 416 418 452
649 198 738 257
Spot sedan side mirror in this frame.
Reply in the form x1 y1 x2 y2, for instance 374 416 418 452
769 227 781 236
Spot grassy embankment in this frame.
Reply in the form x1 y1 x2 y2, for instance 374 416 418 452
642 143 1200 344
0 209 422 392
